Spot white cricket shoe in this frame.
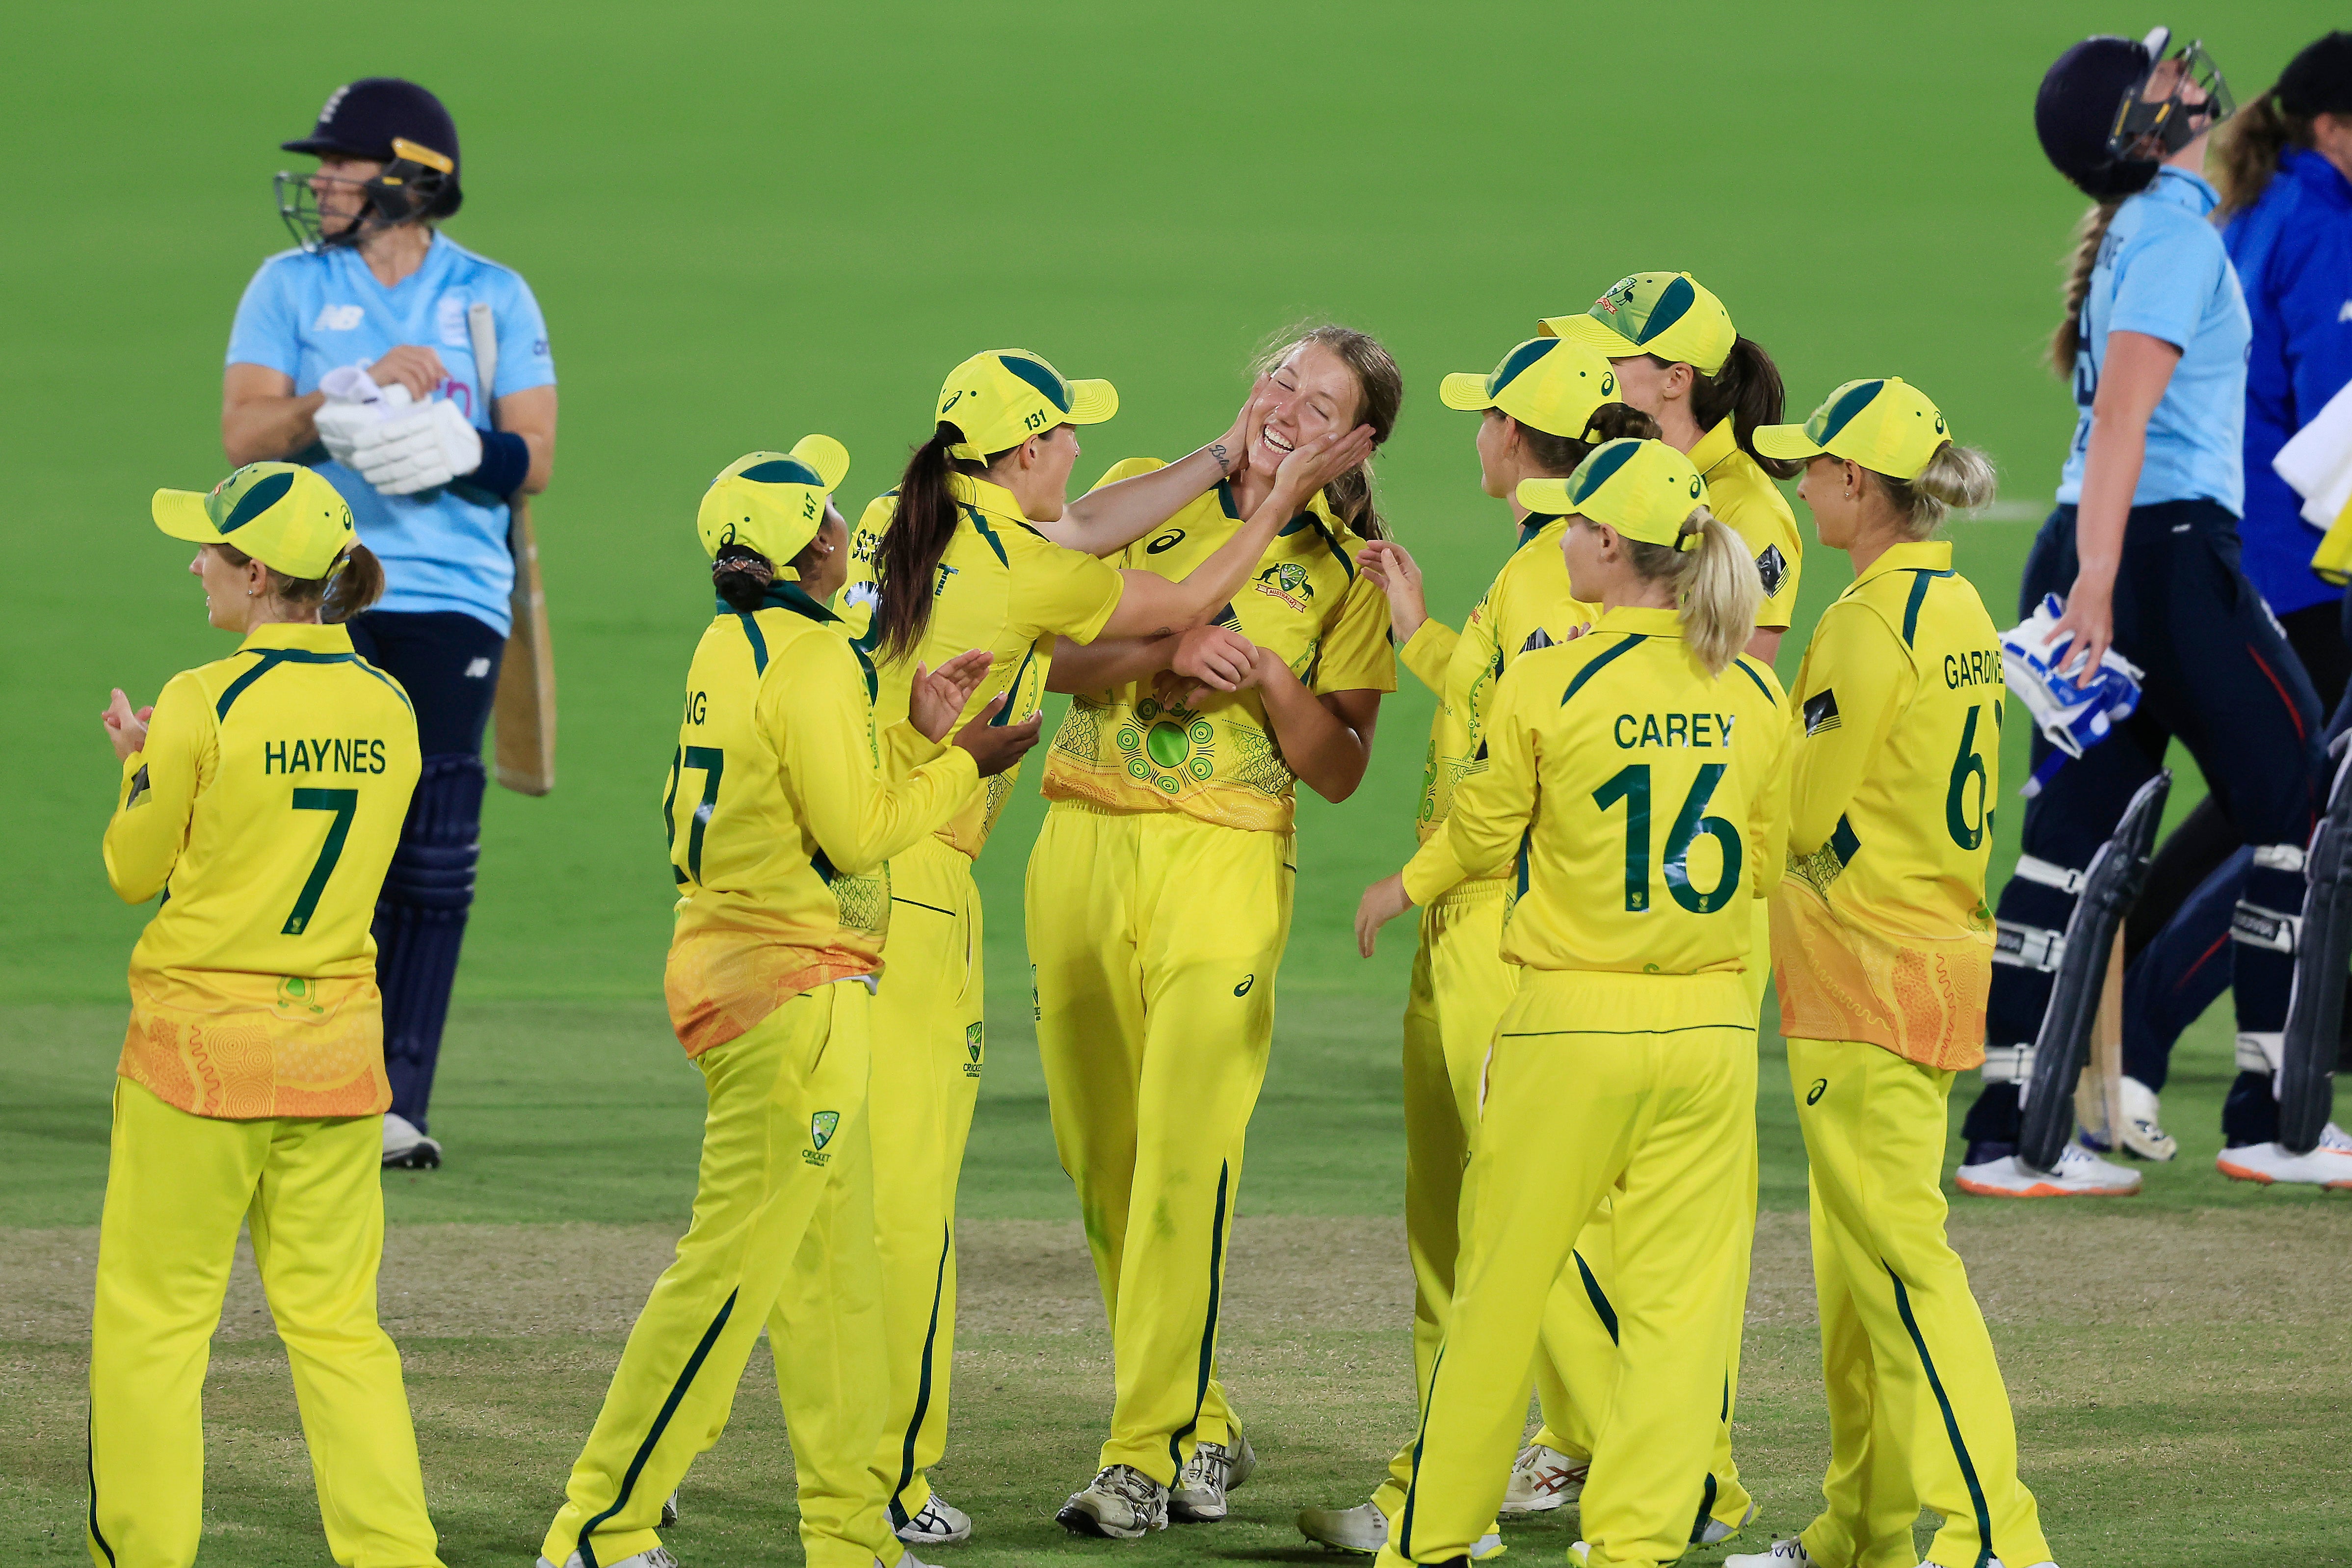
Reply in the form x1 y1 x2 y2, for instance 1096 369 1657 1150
537 1550 679 1568
1057 1465 1168 1539
1695 1500 1760 1544
661 1491 679 1526
383 1112 443 1169
2217 1123 2352 1189
1170 1433 1257 1522
895 1493 971 1546
889 1555 940 1568
2114 1077 2177 1161
1955 1143 2140 1197
1726 1540 1813 1568
1500 1441 1587 1515
1292 1502 1504 1558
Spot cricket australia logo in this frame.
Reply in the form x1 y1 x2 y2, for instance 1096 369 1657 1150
964 1021 985 1079
1116 694 1216 797
1252 561 1315 612
804 1110 840 1166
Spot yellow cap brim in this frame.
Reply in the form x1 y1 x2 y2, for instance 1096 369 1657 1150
1516 478 1576 514
789 433 851 494
1064 379 1119 425
1751 424 1827 462
152 488 223 544
1548 314 1641 361
1439 372 1497 412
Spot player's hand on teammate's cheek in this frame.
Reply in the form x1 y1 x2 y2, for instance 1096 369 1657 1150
1355 873 1413 957
366 345 449 401
1216 375 1276 479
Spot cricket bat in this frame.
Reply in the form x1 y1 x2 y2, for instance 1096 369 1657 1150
470 301 556 797
2073 930 2127 1151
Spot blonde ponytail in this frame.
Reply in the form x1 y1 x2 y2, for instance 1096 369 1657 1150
1871 442 1999 540
1625 506 1760 676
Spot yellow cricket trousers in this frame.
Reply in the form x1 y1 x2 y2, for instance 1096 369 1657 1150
866 834 985 1527
1399 891 1753 1543
1786 1037 2052 1568
87 1078 439 1568
542 983 895 1568
1026 801 1292 1485
1378 970 1752 1568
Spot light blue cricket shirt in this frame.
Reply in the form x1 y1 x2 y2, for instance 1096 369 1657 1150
227 231 556 635
2056 166 2252 515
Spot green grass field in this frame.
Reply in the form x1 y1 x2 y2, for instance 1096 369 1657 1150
6 3 2351 1564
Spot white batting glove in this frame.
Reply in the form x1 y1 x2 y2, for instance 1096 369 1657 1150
314 369 410 468
351 398 483 496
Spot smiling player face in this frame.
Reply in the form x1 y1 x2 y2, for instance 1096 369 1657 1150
1253 343 1363 476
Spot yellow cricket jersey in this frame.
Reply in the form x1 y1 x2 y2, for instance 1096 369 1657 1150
837 474 1124 859
101 623 420 1120
1041 458 1397 833
1772 540 2002 1071
1398 514 1599 846
1689 419 1803 632
663 585 980 1058
1402 606 1789 976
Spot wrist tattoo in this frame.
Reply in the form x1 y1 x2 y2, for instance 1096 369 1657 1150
1209 442 1231 474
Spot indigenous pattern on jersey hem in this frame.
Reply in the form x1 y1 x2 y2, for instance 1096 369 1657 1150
836 473 1123 860
664 587 978 1058
1409 513 1597 846
1772 540 1998 1071
103 624 420 1119
1041 458 1396 834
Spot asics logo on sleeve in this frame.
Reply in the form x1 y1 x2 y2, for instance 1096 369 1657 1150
1147 530 1186 554
1234 974 1255 997
1806 1078 1828 1105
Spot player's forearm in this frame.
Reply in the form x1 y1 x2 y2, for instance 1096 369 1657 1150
1048 444 1235 556
494 386 558 496
223 390 327 465
1398 619 1459 693
1258 666 1375 803
2073 419 2144 589
807 751 979 875
1046 634 1176 694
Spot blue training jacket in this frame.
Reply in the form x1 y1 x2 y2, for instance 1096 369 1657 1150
2225 147 2352 617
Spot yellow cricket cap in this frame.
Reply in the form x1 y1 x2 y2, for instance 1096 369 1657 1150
1437 336 1623 439
697 435 851 569
1517 438 1710 553
934 349 1116 461
1754 377 1952 480
1540 272 1736 376
152 462 355 580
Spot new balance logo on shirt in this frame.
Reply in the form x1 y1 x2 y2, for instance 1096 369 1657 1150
313 304 365 331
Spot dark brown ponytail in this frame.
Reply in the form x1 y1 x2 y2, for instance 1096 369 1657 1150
1510 401 1662 477
1251 323 1403 540
712 544 776 612
1685 336 1797 479
2049 198 2126 376
875 423 1008 662
217 540 386 621
2215 90 2312 218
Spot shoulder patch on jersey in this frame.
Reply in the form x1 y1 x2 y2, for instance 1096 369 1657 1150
126 765 152 809
1802 688 1841 735
1756 544 1787 597
1521 628 1554 654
